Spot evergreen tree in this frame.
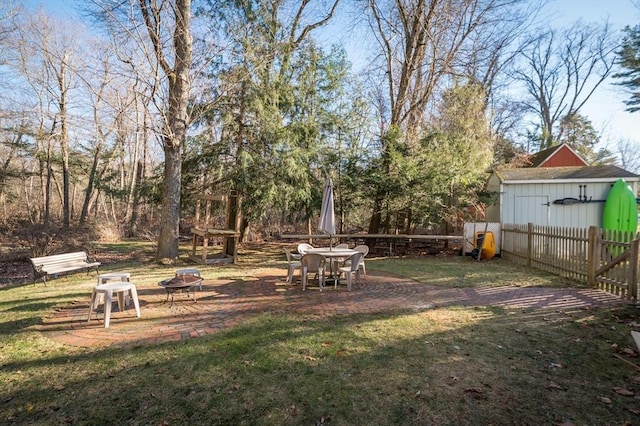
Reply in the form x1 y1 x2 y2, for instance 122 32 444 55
558 113 615 165
191 1 347 237
420 81 494 232
613 24 640 112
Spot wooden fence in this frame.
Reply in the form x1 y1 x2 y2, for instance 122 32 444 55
280 234 461 256
502 223 639 299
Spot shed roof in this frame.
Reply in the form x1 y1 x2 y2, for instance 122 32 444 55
494 165 640 182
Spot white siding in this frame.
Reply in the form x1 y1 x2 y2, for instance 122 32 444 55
502 181 619 227
514 195 549 225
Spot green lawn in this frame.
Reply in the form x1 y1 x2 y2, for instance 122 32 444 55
1 242 640 425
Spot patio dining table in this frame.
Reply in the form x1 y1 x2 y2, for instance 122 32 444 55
305 247 358 286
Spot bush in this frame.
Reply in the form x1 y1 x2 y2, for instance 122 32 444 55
11 220 100 257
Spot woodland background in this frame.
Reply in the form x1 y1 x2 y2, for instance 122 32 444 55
0 0 639 260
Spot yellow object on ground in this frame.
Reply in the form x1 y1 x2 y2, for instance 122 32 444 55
473 231 496 260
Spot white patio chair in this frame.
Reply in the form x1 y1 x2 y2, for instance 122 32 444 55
285 250 302 284
333 243 350 268
353 244 369 277
337 252 363 291
297 243 314 255
301 253 326 291
175 268 202 290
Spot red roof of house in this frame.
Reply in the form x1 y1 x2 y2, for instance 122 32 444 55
525 143 588 168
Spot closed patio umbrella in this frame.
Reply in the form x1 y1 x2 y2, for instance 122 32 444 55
319 177 336 248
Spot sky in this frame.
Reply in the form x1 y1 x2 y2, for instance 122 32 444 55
19 0 640 147
548 0 640 146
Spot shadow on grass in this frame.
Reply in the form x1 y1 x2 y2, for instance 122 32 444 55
1 245 636 424
2 305 639 425
0 292 89 311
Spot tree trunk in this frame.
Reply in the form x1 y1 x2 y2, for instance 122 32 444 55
44 144 52 225
404 207 412 234
80 143 101 224
225 191 241 254
128 121 149 236
57 60 71 228
125 132 140 227
368 197 382 234
153 0 192 261
157 145 182 260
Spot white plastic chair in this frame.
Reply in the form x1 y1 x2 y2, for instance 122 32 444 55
176 268 202 290
332 243 350 268
297 243 314 255
301 253 326 291
338 252 363 291
285 250 301 284
353 245 369 277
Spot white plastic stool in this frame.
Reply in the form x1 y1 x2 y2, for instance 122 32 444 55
175 268 202 290
94 272 131 308
88 282 141 328
97 272 131 284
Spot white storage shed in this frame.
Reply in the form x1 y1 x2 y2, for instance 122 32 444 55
485 165 640 228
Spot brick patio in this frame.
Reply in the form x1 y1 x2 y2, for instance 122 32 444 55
37 268 628 348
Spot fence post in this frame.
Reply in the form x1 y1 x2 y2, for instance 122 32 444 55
587 226 598 287
629 237 639 300
527 222 533 267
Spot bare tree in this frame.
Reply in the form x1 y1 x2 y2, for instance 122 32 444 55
93 0 193 260
514 20 617 150
140 0 192 260
617 139 640 174
5 10 87 227
78 51 117 225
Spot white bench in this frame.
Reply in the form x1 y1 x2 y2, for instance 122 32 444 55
29 251 101 285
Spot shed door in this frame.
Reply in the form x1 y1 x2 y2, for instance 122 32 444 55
514 195 549 226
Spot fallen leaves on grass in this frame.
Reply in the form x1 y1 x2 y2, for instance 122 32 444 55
546 381 565 391
463 388 484 399
620 347 638 357
599 396 612 404
613 387 635 396
315 415 332 424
